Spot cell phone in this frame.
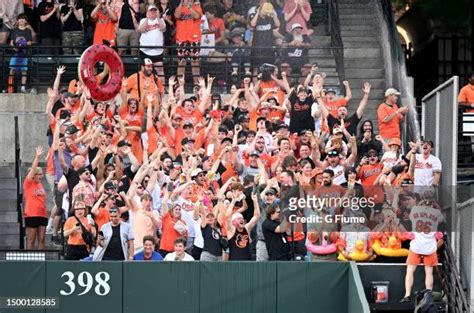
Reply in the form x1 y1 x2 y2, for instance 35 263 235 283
99 231 104 237
167 183 173 192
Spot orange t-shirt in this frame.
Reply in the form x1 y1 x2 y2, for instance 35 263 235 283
175 4 203 43
377 103 401 141
64 216 91 246
160 211 186 252
120 109 144 163
175 106 203 126
127 72 164 100
259 80 285 107
458 84 474 113
23 178 47 218
93 9 117 45
358 163 384 204
325 98 348 118
94 207 111 232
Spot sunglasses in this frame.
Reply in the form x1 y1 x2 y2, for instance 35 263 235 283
196 173 205 177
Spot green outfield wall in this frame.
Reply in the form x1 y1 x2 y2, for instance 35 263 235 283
0 261 369 313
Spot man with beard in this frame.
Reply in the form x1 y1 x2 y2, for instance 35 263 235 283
356 120 383 164
126 58 164 101
226 192 260 260
407 140 441 187
72 167 96 209
316 82 371 136
313 169 346 216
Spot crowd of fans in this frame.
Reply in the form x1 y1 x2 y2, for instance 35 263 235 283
2 0 316 92
12 3 445 291
22 58 445 264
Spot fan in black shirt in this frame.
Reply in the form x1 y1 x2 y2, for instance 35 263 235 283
262 203 290 260
286 86 315 134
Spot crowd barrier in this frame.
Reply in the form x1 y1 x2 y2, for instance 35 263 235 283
0 261 369 313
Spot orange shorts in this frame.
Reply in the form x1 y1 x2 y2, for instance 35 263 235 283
406 250 438 267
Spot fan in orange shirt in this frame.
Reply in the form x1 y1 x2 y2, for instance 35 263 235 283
324 81 352 118
126 59 164 103
174 0 203 83
91 0 118 46
119 98 143 163
458 73 474 113
377 88 408 142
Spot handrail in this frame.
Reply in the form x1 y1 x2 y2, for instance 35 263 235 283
327 0 345 84
14 116 24 250
440 234 470 313
0 44 343 91
422 76 460 101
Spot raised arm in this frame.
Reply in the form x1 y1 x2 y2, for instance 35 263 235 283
245 192 261 231
342 80 352 101
356 82 371 119
26 146 44 181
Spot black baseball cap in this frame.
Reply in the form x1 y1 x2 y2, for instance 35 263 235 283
118 140 131 147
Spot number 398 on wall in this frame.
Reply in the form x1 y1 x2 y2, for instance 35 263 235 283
60 271 111 296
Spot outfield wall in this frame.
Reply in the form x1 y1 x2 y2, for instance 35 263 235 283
0 261 369 313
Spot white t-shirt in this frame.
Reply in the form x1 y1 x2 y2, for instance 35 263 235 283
409 205 443 255
175 197 197 238
192 218 204 249
164 252 195 261
381 151 401 169
139 18 164 56
414 154 442 186
326 164 346 185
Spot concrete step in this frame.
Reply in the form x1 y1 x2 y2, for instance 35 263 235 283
341 30 379 37
0 178 17 190
340 25 377 31
0 211 18 223
0 199 18 212
345 68 385 79
351 88 385 100
308 48 335 56
312 36 332 47
313 57 336 67
0 223 20 235
0 189 17 200
342 79 386 90
338 13 375 20
342 36 378 42
338 18 377 26
0 166 15 178
344 58 385 69
337 8 375 15
0 234 20 248
344 48 382 58
343 41 380 48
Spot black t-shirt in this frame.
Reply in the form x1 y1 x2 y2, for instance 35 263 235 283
103 224 125 260
262 219 290 260
289 93 315 133
10 28 33 55
37 2 62 39
283 34 310 67
228 228 252 260
201 224 223 257
88 147 113 167
60 3 83 31
327 113 361 136
118 3 138 30
252 16 274 47
233 108 249 124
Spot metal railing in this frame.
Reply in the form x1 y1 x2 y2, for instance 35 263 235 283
440 234 470 313
0 44 343 92
14 116 24 250
327 0 345 83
